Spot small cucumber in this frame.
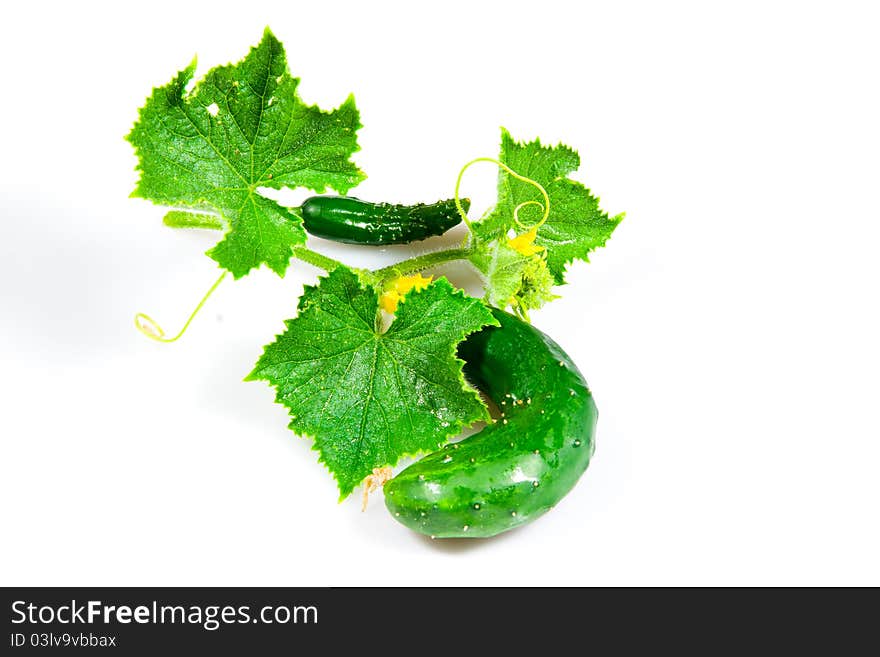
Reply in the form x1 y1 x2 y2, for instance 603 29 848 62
300 196 468 245
384 308 597 538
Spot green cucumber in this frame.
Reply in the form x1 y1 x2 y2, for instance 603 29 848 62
384 308 597 538
300 196 468 245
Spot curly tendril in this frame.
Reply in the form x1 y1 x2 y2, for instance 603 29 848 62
134 271 227 343
454 157 550 233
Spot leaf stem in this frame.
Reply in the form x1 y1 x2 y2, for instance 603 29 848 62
291 246 346 273
372 248 474 280
162 210 225 230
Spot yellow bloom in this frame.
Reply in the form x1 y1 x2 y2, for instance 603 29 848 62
393 273 433 296
507 227 545 256
380 274 433 313
380 290 401 313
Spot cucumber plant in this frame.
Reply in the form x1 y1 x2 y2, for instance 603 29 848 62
127 28 623 537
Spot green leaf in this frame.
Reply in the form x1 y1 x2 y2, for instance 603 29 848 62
127 28 365 278
476 128 622 284
247 267 498 498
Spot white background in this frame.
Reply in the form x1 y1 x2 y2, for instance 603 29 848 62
1 0 878 586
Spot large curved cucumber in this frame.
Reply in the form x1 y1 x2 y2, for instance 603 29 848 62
384 308 597 538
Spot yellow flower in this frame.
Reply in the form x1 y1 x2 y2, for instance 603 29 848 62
507 227 545 256
393 273 433 296
380 290 401 313
380 274 433 313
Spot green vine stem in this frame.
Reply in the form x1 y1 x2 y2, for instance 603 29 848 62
145 209 480 343
291 246 346 273
371 248 474 280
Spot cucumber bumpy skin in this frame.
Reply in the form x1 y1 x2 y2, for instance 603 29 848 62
384 308 597 538
300 196 468 245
